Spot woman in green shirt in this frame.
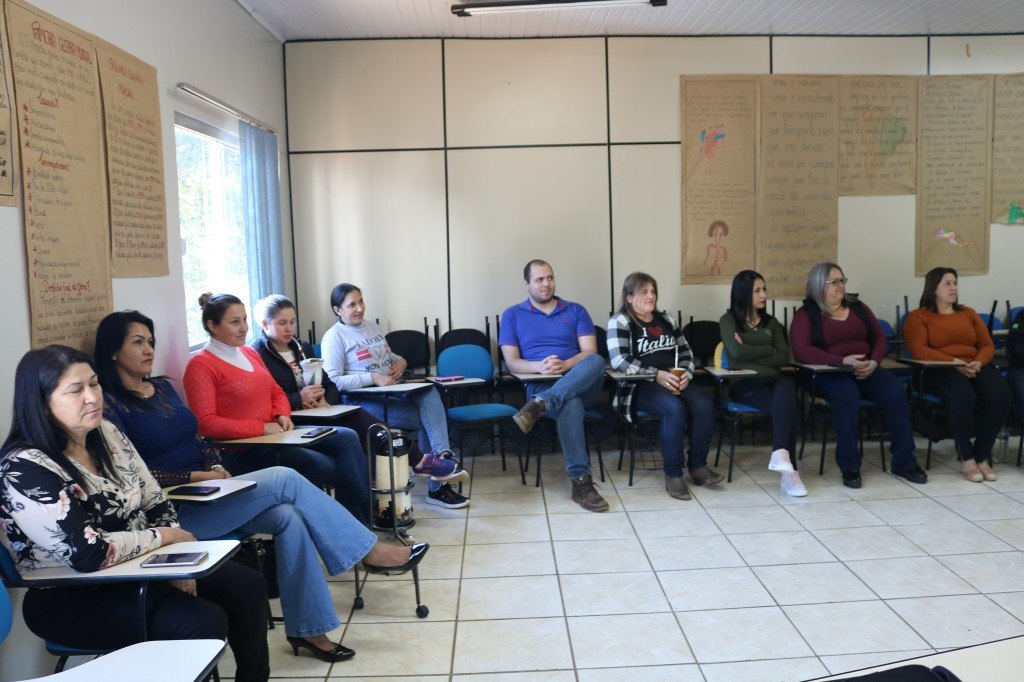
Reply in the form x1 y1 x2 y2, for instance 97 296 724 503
719 270 806 497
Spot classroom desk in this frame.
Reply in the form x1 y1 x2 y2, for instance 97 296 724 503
291 404 360 419
605 370 655 381
511 372 561 382
20 540 239 586
345 382 434 395
213 427 332 448
993 328 1009 338
165 478 258 505
20 639 227 682
702 366 758 378
812 633 1024 681
897 358 967 368
428 377 487 387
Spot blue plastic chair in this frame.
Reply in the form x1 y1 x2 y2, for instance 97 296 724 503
710 345 768 482
437 344 518 473
0 544 122 673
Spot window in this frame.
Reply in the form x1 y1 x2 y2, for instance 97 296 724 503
175 114 250 348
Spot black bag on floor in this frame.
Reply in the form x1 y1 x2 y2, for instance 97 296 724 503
835 663 963 681
231 537 279 599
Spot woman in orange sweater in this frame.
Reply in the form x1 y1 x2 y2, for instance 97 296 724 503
905 267 1012 482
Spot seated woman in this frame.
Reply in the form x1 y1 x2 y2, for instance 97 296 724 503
182 293 370 524
1009 308 1024 435
0 346 270 681
719 270 805 497
95 311 427 662
249 294 459 479
606 272 720 500
905 267 1012 482
321 283 470 510
791 261 927 489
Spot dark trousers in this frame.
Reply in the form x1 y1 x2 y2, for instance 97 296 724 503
729 375 798 453
1009 367 1024 422
813 369 918 474
23 560 270 682
921 363 1012 462
634 380 716 477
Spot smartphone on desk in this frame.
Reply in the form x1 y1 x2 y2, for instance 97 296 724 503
140 551 209 568
301 426 333 438
172 485 219 496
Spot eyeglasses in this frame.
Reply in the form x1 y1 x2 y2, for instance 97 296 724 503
825 278 848 287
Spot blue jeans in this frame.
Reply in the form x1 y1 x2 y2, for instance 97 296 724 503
813 369 919 474
634 380 716 476
178 466 377 639
350 386 451 492
526 354 606 479
221 427 370 525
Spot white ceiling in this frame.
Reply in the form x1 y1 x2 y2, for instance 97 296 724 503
235 0 1024 42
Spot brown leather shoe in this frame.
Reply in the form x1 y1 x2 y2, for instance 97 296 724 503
689 466 724 486
513 397 547 434
571 474 609 512
665 474 691 500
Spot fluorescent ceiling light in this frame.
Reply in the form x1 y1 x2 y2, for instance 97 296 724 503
452 0 667 18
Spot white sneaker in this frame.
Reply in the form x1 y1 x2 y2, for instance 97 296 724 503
768 449 795 473
781 471 808 497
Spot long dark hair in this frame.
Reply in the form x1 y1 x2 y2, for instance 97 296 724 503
919 267 962 313
94 310 159 408
616 271 664 323
2 346 118 490
729 270 773 328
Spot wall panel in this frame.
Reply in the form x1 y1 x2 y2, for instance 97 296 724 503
290 151 448 338
447 146 610 330
608 37 769 143
445 39 606 147
286 40 443 151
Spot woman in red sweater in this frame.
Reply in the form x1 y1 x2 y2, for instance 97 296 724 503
183 293 370 524
791 262 926 490
905 267 1012 482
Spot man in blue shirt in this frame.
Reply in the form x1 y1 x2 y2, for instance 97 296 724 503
499 260 609 512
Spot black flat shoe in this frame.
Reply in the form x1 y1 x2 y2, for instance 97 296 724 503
841 470 862 489
894 465 928 485
362 542 429 576
286 636 355 662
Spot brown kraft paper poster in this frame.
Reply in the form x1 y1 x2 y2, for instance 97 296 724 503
7 0 111 348
839 76 917 196
97 38 168 277
916 75 992 276
0 3 19 206
991 74 1024 225
757 75 840 300
680 75 758 284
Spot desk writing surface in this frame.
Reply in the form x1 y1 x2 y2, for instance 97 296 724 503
165 479 257 504
511 373 561 382
813 633 1024 681
292 404 360 418
897 358 967 367
346 383 433 394
605 370 654 381
20 540 239 585
795 363 854 372
20 639 226 682
704 367 758 377
992 328 1009 338
214 427 331 447
430 377 487 387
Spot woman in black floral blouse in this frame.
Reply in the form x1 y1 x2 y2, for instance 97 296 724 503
0 345 270 681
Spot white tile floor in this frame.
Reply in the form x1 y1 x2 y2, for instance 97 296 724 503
219 433 1024 681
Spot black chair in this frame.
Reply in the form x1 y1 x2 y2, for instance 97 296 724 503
438 328 489 355
682 320 721 368
386 329 432 377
